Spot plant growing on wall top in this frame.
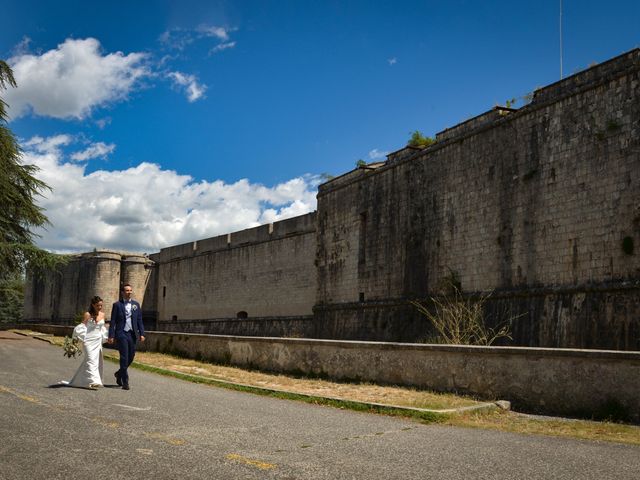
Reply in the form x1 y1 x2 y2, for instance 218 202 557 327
407 130 435 148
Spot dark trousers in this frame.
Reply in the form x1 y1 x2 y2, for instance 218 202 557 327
116 331 136 384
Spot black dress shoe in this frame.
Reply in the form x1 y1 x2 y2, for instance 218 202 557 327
114 372 122 386
122 383 130 390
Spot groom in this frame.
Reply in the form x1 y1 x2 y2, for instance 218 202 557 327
108 283 145 390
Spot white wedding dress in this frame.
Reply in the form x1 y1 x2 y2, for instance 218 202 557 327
62 318 108 388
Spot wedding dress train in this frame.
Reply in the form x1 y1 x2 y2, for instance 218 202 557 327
61 319 108 388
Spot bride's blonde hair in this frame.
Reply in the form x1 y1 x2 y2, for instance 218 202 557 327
88 295 103 316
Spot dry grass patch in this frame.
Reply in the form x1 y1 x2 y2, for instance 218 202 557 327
446 410 640 446
131 351 480 410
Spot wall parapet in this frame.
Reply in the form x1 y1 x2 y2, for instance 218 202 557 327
318 47 640 198
138 331 640 422
158 212 317 263
530 48 640 105
20 323 638 421
435 106 517 143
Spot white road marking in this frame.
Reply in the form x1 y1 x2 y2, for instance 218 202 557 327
111 403 151 411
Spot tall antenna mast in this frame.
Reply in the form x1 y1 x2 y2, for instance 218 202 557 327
559 0 564 79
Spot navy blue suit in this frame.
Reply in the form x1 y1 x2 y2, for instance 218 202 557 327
109 299 144 385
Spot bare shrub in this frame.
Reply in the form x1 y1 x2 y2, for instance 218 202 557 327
411 281 516 346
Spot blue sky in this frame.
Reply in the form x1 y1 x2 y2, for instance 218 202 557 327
2 1 639 253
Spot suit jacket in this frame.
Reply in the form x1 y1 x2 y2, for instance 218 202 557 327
109 299 145 342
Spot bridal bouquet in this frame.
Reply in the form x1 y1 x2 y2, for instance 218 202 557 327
63 335 82 358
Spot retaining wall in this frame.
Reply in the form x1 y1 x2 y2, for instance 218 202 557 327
140 331 640 421
15 324 640 421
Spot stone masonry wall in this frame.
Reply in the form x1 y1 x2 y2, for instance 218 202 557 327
121 254 155 309
155 213 317 325
22 49 640 349
19 324 640 421
140 331 640 421
315 49 640 349
23 251 154 324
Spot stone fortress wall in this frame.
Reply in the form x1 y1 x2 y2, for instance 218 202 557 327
314 48 640 350
24 213 318 335
24 251 154 323
152 212 317 333
23 49 640 349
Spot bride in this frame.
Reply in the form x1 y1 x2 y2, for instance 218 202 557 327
62 295 108 389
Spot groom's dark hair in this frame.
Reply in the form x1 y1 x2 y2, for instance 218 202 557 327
122 283 132 291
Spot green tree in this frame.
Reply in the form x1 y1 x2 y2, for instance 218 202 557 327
0 60 64 322
407 130 435 147
0 276 24 325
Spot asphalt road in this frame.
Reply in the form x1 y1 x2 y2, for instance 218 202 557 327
1 331 638 480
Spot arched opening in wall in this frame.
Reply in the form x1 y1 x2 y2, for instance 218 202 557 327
236 311 248 319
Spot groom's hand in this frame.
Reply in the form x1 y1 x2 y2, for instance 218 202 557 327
140 335 146 342
107 337 114 344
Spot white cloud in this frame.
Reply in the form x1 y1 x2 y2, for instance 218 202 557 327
24 134 73 153
95 117 112 129
11 36 31 56
158 28 195 50
387 57 397 65
196 25 231 41
5 38 149 120
168 71 207 102
160 25 235 50
22 135 319 253
71 142 116 161
368 148 389 161
209 41 236 54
